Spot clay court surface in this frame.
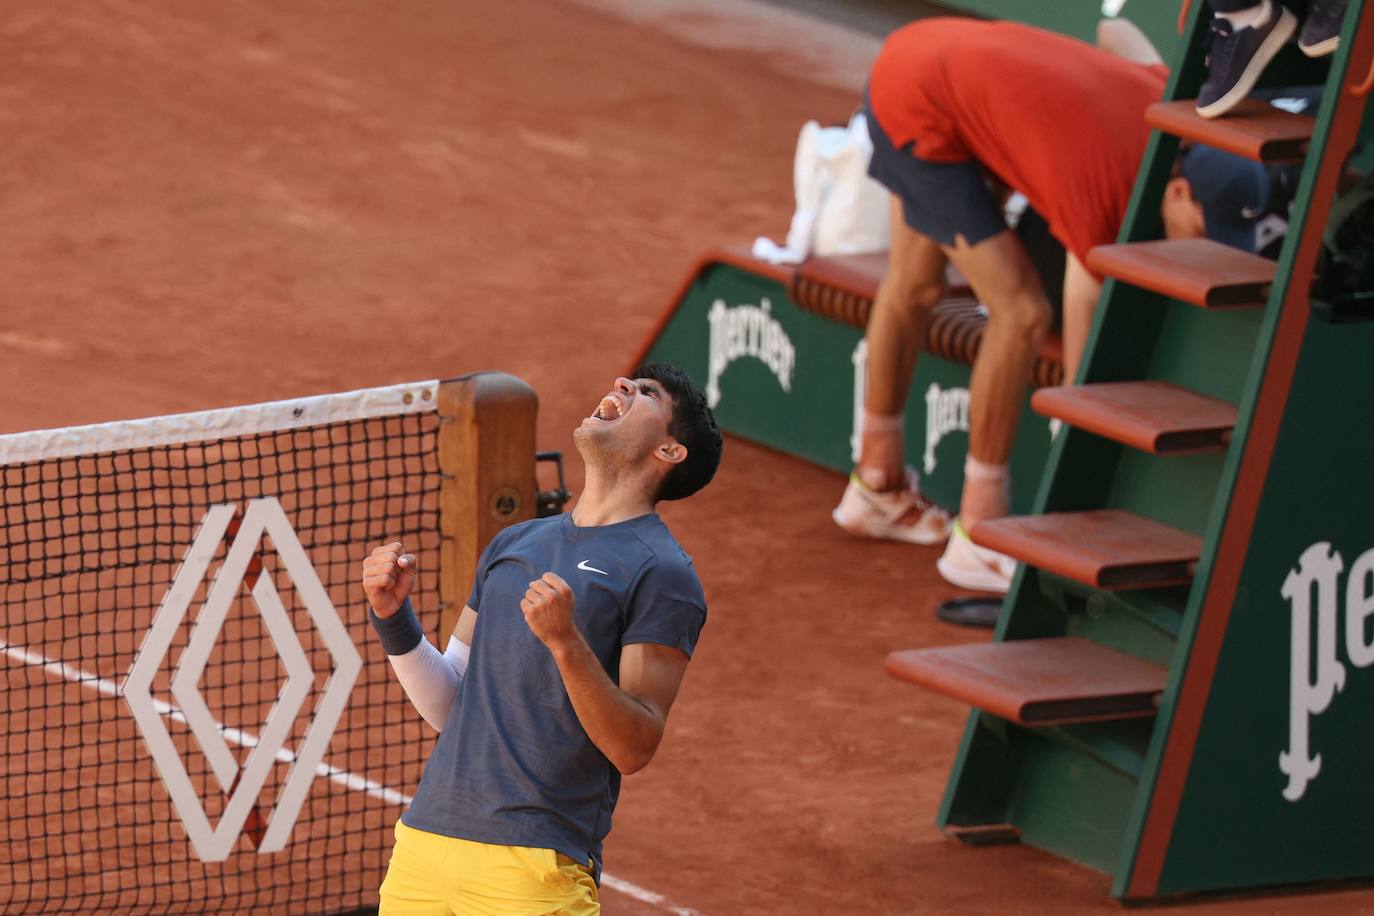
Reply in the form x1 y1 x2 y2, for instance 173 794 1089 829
1 1 1370 912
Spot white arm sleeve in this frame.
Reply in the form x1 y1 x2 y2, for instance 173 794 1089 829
386 635 471 733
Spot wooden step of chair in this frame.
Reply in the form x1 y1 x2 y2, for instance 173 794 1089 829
971 510 1203 590
885 637 1167 726
1031 381 1237 455
1146 99 1314 163
1086 239 1275 308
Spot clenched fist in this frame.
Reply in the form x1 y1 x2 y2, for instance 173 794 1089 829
362 541 417 619
521 572 580 651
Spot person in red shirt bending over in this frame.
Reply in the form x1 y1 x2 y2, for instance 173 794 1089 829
832 18 1166 593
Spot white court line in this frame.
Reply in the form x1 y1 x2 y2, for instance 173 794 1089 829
600 874 702 915
0 639 700 914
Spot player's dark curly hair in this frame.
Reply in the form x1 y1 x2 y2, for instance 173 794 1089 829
631 363 723 502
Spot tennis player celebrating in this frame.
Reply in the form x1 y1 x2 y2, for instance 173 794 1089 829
362 364 722 914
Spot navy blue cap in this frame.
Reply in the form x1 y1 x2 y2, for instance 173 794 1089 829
1180 145 1271 254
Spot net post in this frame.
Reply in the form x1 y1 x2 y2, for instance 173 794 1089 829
436 372 538 640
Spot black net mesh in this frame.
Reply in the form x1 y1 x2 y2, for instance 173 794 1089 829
0 411 442 913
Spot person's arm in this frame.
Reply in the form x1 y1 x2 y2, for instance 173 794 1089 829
522 572 690 775
361 541 476 732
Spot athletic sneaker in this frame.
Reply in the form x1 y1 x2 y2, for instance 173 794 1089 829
1195 5 1298 119
1299 0 1346 57
935 520 1016 593
832 467 951 545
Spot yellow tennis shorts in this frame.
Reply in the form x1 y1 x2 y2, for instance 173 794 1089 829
378 819 600 915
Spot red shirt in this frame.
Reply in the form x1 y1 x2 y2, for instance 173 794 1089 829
868 19 1166 264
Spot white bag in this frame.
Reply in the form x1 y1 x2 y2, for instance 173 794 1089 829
753 111 891 264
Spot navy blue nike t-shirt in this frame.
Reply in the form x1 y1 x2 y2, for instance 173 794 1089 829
399 512 706 879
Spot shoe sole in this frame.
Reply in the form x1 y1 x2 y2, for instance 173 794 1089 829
1299 35 1339 57
1196 9 1298 119
935 554 1011 594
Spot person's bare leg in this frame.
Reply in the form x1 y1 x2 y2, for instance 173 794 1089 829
943 229 1052 529
858 194 948 491
1061 252 1104 384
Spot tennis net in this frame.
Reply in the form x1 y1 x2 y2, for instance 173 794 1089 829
0 380 451 913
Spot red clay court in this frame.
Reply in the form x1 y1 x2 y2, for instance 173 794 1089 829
2 1 1371 913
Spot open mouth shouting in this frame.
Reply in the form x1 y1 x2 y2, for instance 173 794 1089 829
587 392 626 425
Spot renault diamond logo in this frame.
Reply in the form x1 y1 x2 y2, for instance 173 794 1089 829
123 497 362 862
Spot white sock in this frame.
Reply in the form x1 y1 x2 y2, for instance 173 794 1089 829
963 455 1009 484
858 410 904 491
859 466 897 491
860 409 903 434
1216 0 1272 30
963 456 1012 520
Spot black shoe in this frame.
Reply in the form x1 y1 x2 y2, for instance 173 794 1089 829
1299 0 1346 57
1196 5 1298 119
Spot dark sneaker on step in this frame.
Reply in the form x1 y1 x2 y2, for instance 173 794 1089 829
1196 6 1298 119
1299 0 1346 57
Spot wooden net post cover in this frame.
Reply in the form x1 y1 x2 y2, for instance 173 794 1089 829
436 372 538 640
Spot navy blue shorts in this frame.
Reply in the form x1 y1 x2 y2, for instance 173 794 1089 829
864 93 1007 249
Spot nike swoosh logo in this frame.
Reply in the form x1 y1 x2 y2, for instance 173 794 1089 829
577 560 609 576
